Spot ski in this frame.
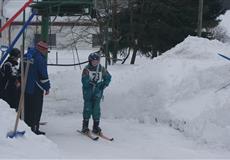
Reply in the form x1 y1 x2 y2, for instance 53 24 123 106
77 130 99 141
93 132 114 141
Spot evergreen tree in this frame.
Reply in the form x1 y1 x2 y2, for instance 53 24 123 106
115 0 225 62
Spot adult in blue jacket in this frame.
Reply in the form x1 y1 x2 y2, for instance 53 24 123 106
81 51 111 134
24 41 50 135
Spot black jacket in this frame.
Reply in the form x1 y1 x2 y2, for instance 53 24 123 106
0 57 20 98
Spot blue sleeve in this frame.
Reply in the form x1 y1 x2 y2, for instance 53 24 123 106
37 54 50 91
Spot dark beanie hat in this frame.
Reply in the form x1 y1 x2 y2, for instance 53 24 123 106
9 48 21 58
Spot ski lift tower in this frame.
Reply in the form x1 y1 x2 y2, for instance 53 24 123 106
30 0 94 43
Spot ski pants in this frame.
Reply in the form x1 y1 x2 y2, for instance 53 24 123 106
83 97 101 121
3 87 20 111
24 88 44 128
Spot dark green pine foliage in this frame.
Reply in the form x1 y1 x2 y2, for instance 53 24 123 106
115 0 225 59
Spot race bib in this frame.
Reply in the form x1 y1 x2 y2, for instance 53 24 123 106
89 71 102 83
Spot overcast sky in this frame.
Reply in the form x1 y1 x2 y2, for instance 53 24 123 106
4 0 30 19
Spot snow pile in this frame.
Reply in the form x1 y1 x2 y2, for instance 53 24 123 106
106 36 230 149
45 36 230 150
218 10 230 37
156 37 230 148
0 101 60 158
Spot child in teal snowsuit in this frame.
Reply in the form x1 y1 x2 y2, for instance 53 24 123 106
81 52 111 134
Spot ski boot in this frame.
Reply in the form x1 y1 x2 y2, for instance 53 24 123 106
92 120 101 134
81 119 89 133
31 125 45 135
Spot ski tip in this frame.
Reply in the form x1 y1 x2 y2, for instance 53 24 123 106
93 137 99 141
77 130 82 134
77 130 99 141
6 130 25 138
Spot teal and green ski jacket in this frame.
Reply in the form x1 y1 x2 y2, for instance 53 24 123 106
81 64 111 100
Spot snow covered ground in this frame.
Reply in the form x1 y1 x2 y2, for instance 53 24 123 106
2 2 230 158
0 102 59 158
38 36 230 159
2 36 230 158
3 36 230 158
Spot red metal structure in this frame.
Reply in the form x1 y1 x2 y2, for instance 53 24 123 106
0 0 32 33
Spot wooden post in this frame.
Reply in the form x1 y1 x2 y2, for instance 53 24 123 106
20 44 25 120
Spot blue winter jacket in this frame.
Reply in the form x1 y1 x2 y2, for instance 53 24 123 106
24 48 50 94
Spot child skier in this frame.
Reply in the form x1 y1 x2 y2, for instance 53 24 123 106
81 51 111 134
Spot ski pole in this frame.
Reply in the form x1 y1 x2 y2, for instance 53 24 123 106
218 53 230 61
215 81 230 93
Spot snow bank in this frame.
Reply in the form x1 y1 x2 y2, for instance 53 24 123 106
113 36 230 149
106 36 230 149
218 10 230 37
45 36 230 150
0 101 60 158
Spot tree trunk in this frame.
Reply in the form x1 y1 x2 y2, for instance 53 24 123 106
111 0 118 64
197 0 203 37
122 47 131 64
129 0 137 64
130 47 137 64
